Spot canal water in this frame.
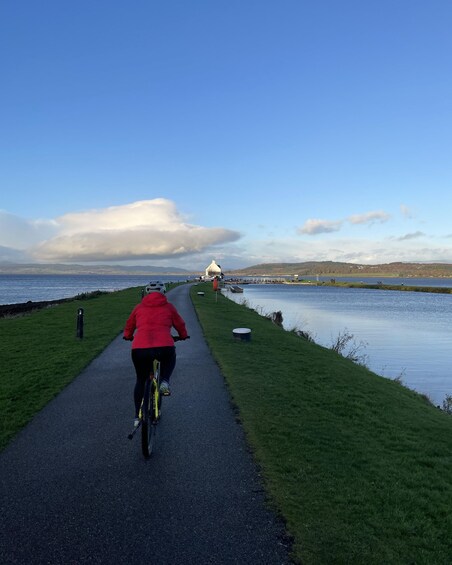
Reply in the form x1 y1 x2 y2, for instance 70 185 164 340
224 281 452 406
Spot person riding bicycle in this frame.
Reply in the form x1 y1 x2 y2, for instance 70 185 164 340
123 281 188 427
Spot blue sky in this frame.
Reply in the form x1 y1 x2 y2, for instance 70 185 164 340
1 0 451 271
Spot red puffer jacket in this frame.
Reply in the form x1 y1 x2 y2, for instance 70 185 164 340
123 292 188 349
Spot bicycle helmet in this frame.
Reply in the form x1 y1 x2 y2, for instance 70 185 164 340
145 281 166 294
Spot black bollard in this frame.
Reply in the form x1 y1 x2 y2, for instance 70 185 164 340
76 307 84 339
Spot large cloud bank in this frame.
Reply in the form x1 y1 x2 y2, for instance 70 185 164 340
0 199 241 263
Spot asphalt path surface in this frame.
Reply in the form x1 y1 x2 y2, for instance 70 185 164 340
1 284 292 564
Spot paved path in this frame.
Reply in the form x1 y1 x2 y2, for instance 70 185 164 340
1 285 292 564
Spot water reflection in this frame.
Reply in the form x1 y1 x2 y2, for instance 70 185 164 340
225 284 452 406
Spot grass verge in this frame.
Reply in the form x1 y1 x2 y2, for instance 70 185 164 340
0 286 147 451
190 283 452 564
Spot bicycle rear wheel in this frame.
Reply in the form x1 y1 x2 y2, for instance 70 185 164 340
141 378 156 458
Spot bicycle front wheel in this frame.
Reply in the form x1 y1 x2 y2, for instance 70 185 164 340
141 379 156 458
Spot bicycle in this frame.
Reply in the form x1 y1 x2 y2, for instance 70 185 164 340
128 336 189 458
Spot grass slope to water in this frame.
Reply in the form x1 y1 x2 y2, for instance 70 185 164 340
191 284 452 564
322 281 452 294
0 287 145 451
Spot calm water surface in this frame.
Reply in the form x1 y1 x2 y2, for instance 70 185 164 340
0 274 190 305
225 283 452 406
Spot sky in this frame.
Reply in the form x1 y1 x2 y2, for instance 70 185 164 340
1 0 452 271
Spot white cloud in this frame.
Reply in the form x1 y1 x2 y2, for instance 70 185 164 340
0 245 31 263
347 211 391 225
54 199 183 235
1 199 241 263
0 210 58 249
297 209 391 237
2 201 452 270
395 231 425 241
298 219 343 235
233 231 452 270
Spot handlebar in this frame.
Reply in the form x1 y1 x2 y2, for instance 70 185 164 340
173 335 190 342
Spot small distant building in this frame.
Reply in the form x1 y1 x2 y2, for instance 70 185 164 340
204 260 223 280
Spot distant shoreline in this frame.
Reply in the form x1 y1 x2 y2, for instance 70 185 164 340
0 263 197 276
224 278 452 294
226 271 452 279
0 269 198 276
2 259 452 278
227 260 452 279
0 297 79 318
226 273 452 279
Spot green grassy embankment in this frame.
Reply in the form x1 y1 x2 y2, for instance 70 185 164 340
190 283 452 564
0 286 147 451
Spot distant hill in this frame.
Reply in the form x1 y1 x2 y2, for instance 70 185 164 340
0 263 198 275
227 261 452 278
3 260 452 278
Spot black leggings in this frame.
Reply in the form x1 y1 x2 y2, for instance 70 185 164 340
132 347 176 417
